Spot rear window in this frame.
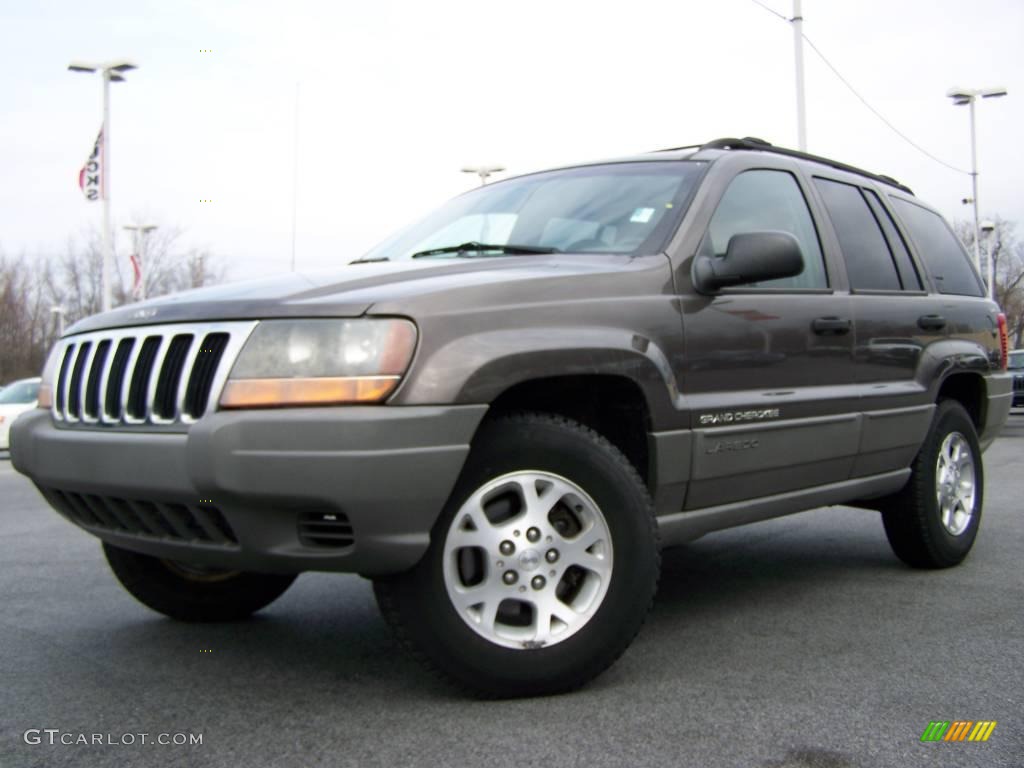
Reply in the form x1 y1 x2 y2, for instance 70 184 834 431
890 198 983 296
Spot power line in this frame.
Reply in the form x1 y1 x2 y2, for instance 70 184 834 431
749 0 788 22
747 0 970 175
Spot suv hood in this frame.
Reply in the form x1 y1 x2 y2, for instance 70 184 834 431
65 254 661 335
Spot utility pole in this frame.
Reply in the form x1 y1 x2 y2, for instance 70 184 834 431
792 0 807 151
290 82 300 272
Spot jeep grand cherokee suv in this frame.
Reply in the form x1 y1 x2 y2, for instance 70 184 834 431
12 137 1013 697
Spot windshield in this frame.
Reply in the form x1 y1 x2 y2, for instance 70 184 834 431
1009 351 1024 370
360 161 705 262
0 379 39 405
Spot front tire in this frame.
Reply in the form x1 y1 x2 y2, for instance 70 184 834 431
374 413 660 697
882 400 983 569
103 542 297 622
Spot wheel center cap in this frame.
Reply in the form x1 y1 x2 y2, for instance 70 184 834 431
518 549 541 572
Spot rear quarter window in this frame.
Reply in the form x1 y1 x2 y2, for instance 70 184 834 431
889 198 983 296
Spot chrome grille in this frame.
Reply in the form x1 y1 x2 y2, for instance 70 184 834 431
52 321 257 428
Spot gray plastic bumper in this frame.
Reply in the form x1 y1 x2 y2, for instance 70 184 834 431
11 405 487 576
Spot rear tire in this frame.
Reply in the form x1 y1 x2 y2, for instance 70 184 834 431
374 413 660 698
882 400 983 569
103 542 297 622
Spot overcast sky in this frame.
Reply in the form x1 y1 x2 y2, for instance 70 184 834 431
1 0 1022 283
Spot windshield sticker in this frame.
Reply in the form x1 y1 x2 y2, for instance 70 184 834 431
630 207 655 223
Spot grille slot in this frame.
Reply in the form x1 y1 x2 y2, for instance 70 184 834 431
104 338 135 419
51 321 255 428
127 337 161 419
67 342 92 419
298 511 355 549
1014 377 1024 392
153 334 194 420
55 345 75 414
84 340 111 420
184 333 229 419
45 488 239 547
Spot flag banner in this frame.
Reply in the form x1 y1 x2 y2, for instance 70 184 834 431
129 253 142 298
78 127 103 201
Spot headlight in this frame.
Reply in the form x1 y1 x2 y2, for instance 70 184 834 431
36 344 64 409
220 318 417 408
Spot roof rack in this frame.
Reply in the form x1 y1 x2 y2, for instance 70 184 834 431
657 137 913 195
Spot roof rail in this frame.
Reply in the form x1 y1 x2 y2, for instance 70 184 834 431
694 137 914 195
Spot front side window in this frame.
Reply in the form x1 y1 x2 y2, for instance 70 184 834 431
360 162 706 261
1008 351 1024 371
705 169 827 289
890 198 983 296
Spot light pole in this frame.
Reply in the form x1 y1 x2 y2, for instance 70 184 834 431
791 0 807 151
68 58 138 314
50 306 66 338
946 86 1008 277
980 220 996 301
461 165 505 186
124 224 157 300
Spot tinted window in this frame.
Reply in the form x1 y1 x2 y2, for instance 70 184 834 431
814 178 899 290
890 198 983 296
862 189 922 290
706 170 827 289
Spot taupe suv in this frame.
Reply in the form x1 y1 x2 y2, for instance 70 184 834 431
12 137 1013 697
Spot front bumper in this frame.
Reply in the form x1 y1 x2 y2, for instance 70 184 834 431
11 405 487 576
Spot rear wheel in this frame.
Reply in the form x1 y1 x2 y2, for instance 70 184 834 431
882 400 983 568
103 542 297 621
374 413 660 697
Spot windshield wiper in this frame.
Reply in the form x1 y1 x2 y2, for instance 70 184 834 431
411 242 560 259
349 256 390 264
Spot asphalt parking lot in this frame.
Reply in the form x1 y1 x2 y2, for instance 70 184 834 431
1 418 1022 768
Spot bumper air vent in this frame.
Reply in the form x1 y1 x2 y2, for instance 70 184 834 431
298 511 355 549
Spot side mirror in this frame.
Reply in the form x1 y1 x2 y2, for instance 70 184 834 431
693 231 805 293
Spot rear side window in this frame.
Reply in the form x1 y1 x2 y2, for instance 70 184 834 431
706 169 827 289
813 178 900 290
890 198 983 296
862 190 922 290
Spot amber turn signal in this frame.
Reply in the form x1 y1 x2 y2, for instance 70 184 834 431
219 376 400 408
37 384 53 409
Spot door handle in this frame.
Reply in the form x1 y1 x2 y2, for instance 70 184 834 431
918 314 947 331
812 316 851 335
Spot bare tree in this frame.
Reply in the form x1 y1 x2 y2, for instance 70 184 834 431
0 252 53 381
114 224 225 301
0 222 225 383
954 218 1024 347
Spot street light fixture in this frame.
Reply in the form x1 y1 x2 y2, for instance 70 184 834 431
461 165 505 186
946 85 1008 279
68 58 138 314
123 224 157 300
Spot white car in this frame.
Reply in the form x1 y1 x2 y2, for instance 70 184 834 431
0 378 41 450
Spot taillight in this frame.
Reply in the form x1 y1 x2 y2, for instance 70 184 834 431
997 313 1009 370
